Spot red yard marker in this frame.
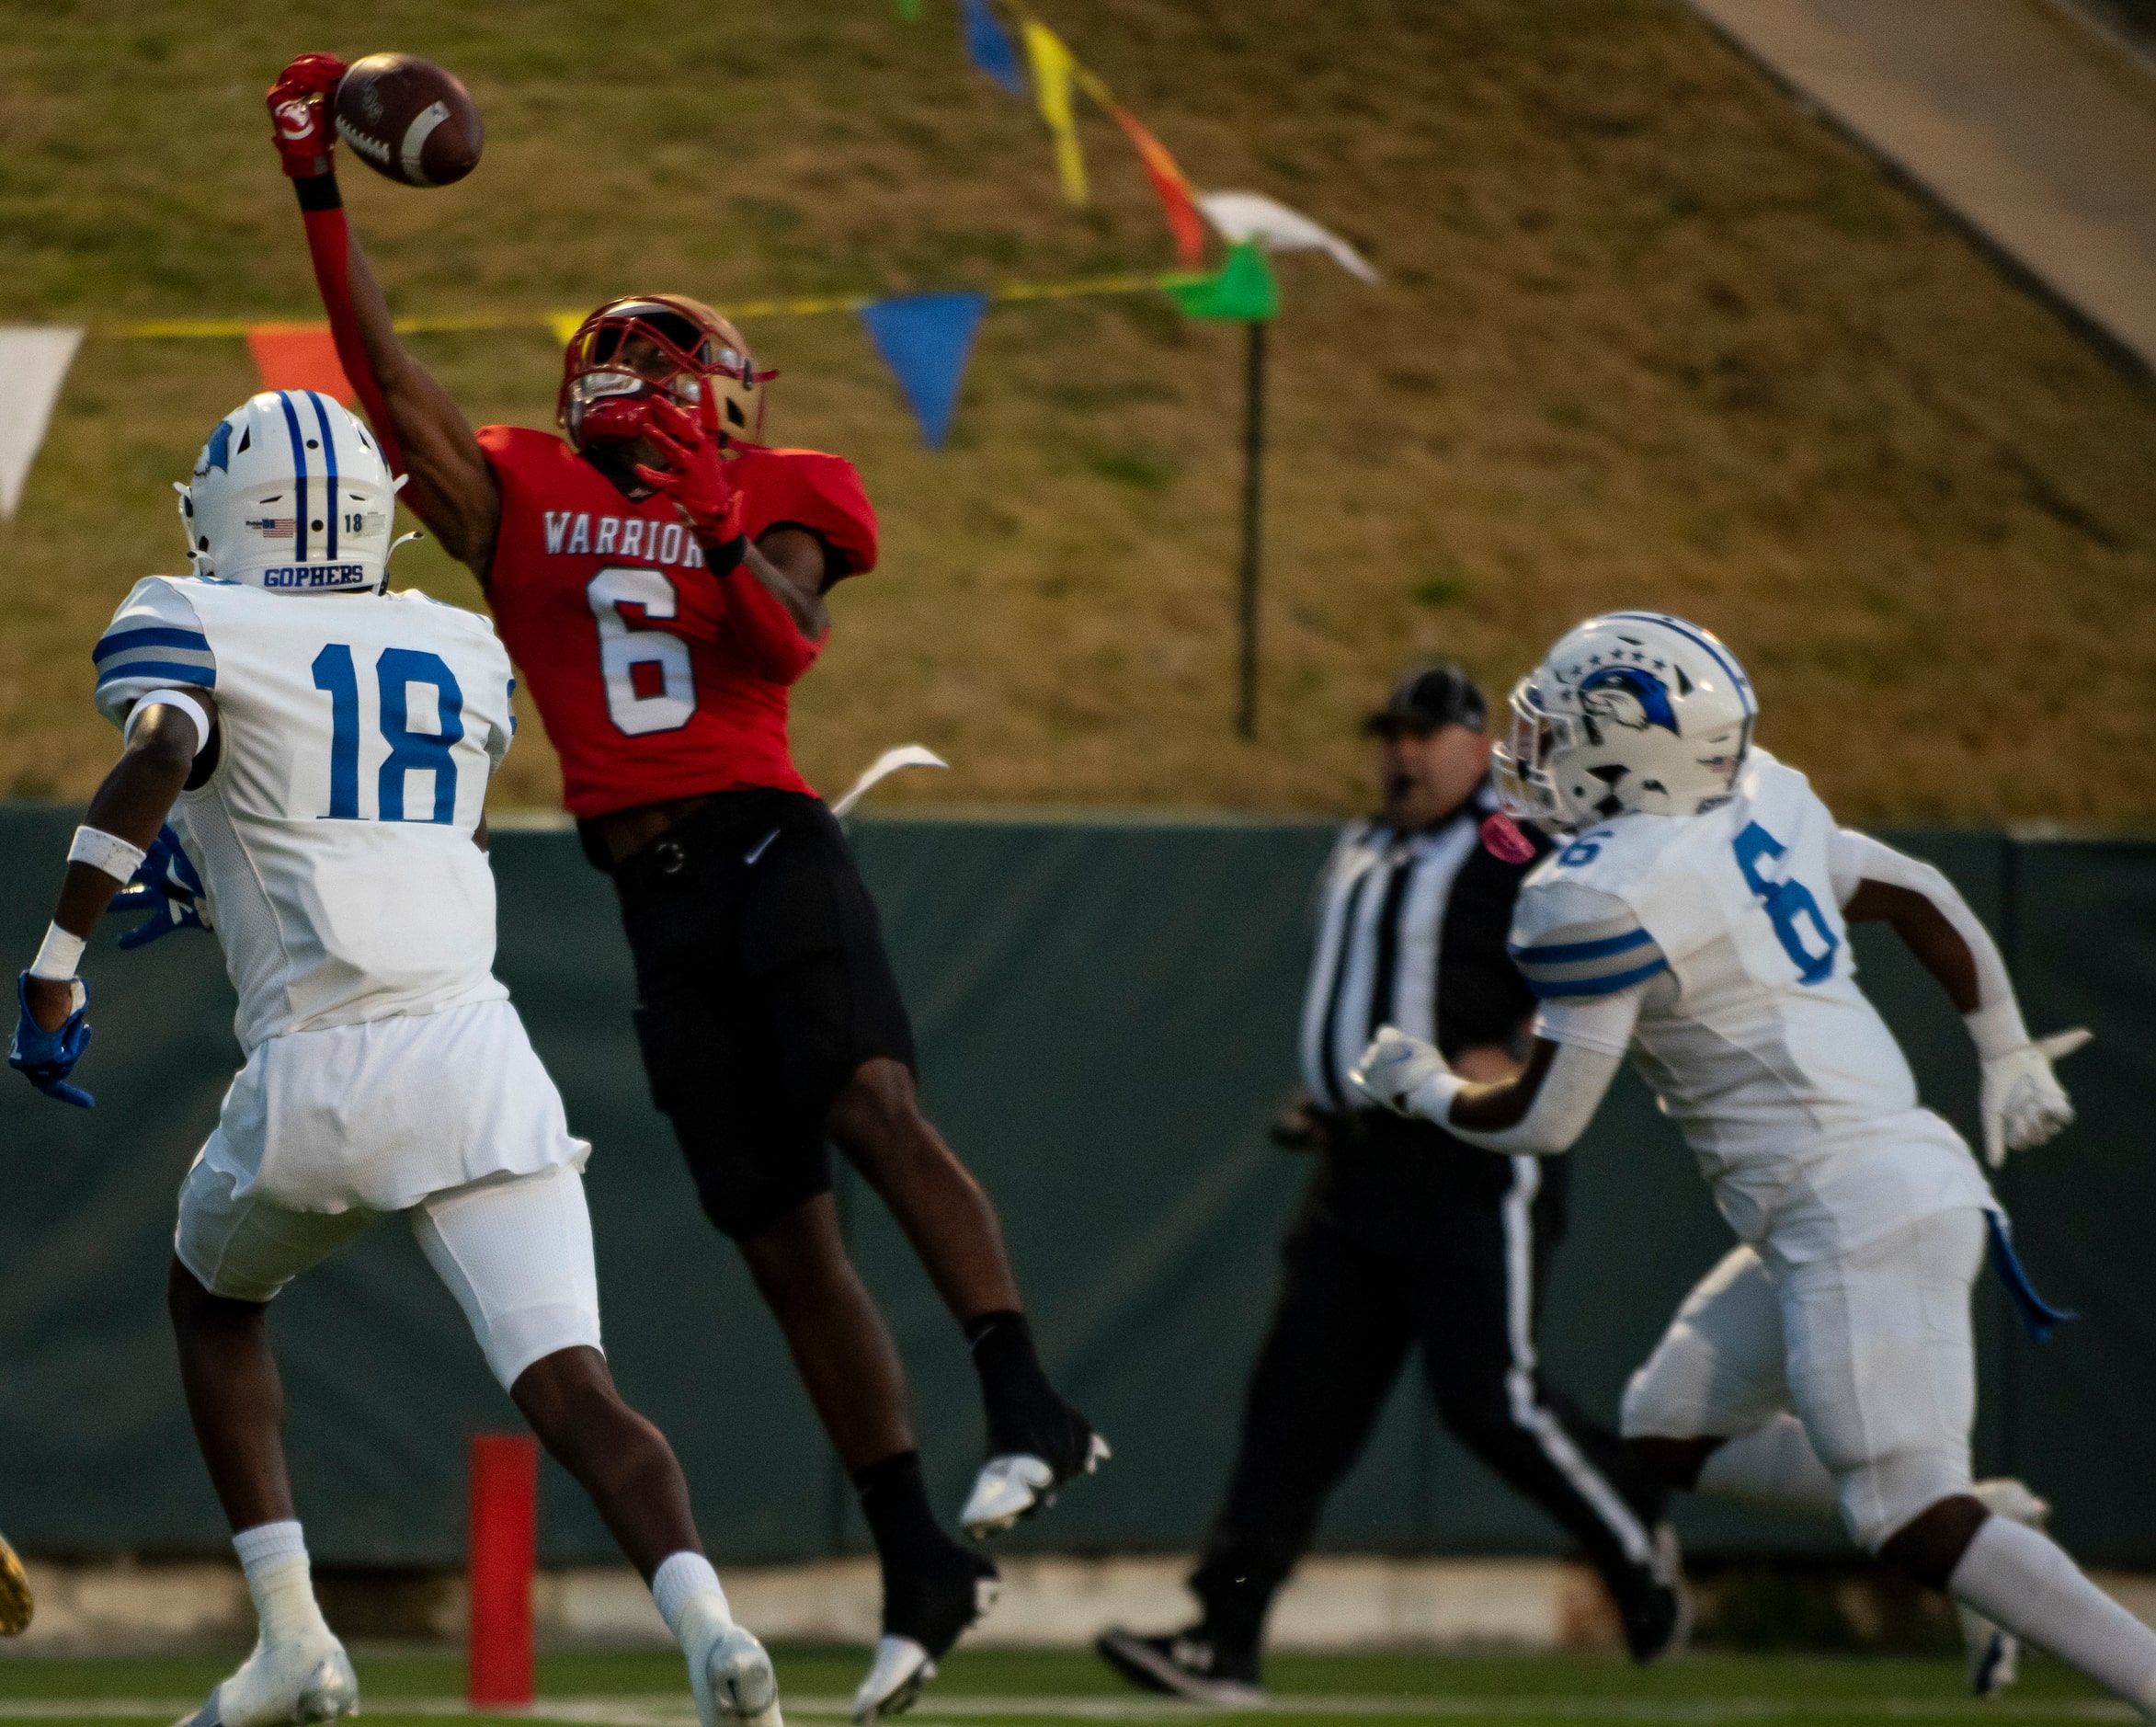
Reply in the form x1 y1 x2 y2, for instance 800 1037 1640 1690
468 1433 538 1709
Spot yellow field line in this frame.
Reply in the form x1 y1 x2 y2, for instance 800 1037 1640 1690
116 270 1217 341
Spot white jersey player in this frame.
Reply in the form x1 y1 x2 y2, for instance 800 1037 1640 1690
1349 612 2156 1718
7 392 778 1727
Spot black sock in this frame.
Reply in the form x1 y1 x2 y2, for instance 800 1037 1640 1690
853 1450 950 1575
965 1310 1061 1446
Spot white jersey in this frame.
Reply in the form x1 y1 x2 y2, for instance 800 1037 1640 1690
1509 749 1994 1258
96 576 517 1054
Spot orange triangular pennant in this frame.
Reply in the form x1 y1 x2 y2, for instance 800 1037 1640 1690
245 325 356 405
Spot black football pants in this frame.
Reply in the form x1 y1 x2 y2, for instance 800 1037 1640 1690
1190 1133 1664 1653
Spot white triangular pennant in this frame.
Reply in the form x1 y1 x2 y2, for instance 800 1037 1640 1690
0 326 84 520
1196 192 1379 284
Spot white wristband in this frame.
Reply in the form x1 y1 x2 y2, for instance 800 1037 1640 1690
124 688 211 755
1406 1068 1469 1127
68 825 147 885
29 923 86 981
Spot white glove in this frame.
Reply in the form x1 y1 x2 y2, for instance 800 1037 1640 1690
1349 1025 1449 1115
1979 1028 2092 1168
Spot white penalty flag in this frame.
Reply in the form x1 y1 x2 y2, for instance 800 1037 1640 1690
0 326 85 520
831 744 949 818
1197 191 1379 284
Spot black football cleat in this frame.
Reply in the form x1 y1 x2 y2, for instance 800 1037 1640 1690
1096 1626 1264 1706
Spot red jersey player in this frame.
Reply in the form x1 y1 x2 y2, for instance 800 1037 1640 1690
265 53 1105 1721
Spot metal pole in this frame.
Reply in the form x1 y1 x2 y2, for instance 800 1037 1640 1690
1237 319 1267 740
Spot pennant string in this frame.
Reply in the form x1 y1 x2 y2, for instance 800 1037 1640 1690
1006 8 1205 262
116 269 1213 343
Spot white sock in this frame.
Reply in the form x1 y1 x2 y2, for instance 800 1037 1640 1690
233 1520 333 1648
1694 1415 1841 1519
1950 1515 2156 1717
652 1550 729 1641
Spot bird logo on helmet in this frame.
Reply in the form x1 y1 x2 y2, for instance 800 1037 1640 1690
556 294 779 452
1493 612 1756 829
1578 665 1680 735
174 392 399 595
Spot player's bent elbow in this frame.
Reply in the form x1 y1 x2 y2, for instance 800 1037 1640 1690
125 699 214 777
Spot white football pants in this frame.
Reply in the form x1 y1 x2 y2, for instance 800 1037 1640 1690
1620 1206 1985 1552
177 1157 603 1391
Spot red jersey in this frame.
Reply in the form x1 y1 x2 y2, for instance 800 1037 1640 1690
477 427 878 818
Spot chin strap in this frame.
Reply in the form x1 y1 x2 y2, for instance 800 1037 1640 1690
380 529 426 594
292 176 408 482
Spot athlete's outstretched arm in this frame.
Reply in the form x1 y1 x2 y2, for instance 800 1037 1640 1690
1831 828 2086 1162
19 699 216 1036
268 55 500 578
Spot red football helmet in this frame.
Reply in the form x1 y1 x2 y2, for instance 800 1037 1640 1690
557 294 777 451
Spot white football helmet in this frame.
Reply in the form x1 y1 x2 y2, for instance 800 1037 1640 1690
1493 612 1756 829
175 391 396 594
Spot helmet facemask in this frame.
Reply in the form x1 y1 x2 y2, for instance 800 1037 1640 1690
557 298 776 452
1493 678 1580 827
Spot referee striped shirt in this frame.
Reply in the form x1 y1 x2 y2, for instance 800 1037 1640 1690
1298 785 1546 1115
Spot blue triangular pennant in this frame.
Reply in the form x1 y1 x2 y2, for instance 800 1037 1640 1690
858 292 990 448
963 0 1026 96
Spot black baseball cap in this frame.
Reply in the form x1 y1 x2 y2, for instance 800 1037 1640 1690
1363 663 1488 738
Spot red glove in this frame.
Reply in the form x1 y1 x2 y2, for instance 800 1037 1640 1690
633 395 747 573
267 52 348 178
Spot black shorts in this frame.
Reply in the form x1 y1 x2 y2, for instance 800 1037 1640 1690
609 788 917 1241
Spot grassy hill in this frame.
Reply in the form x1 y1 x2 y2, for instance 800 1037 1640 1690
6 0 2156 823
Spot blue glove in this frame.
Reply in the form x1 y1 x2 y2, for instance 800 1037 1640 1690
10 973 93 1108
112 824 211 949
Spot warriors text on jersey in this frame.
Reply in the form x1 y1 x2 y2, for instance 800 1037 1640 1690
95 576 516 1054
476 428 879 818
1507 749 1994 1258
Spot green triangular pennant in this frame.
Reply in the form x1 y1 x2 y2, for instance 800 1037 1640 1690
1167 241 1281 322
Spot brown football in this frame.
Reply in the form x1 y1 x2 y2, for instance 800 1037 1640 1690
334 53 482 189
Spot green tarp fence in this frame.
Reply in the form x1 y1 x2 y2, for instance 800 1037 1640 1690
1 811 2149 1567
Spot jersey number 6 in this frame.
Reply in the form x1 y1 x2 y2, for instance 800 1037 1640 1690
588 566 697 737
1732 820 1839 984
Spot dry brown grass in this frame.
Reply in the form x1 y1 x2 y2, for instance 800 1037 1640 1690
5 0 2156 822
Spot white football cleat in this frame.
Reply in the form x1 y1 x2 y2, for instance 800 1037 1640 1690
1959 1480 2053 1700
852 1634 934 1725
681 1595 782 1727
960 1433 1112 1538
172 1636 358 1727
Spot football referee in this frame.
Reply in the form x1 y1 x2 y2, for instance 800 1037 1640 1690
1099 666 1683 1701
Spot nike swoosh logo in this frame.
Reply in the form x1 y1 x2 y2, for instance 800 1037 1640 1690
744 828 781 865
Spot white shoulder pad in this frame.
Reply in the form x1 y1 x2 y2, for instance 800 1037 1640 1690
1509 877 1670 1001
93 577 215 728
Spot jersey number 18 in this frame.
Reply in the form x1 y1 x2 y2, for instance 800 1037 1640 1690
312 643 463 823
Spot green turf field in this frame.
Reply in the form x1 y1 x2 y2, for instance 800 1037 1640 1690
0 1647 2124 1727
